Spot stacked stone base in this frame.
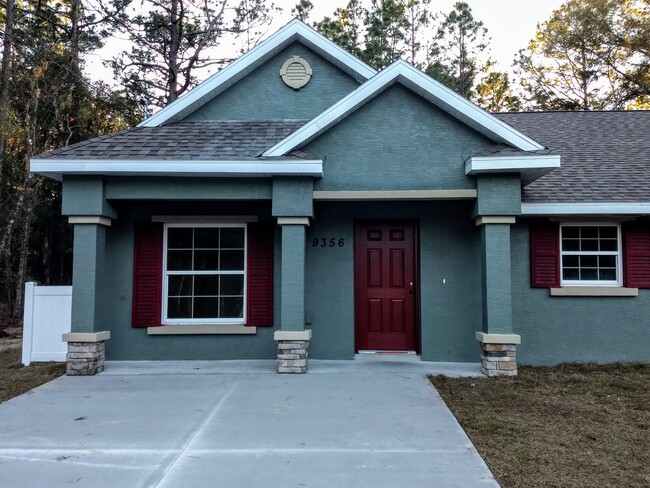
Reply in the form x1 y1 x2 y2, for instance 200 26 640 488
480 342 517 377
277 340 309 373
66 341 106 375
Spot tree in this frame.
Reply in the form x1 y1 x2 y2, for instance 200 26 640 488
403 0 434 68
363 0 407 69
426 2 490 98
514 0 650 110
314 0 366 59
291 0 313 21
475 70 522 112
109 0 275 109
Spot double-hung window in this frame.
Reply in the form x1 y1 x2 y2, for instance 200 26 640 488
163 224 246 323
560 223 622 286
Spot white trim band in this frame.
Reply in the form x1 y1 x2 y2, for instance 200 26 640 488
62 331 111 343
549 287 638 297
152 215 258 223
147 325 257 335
277 217 310 226
274 329 312 341
31 159 323 179
475 332 521 344
522 202 650 215
68 216 112 226
475 216 517 226
313 189 477 200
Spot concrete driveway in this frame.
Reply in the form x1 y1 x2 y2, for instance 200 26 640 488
0 359 498 487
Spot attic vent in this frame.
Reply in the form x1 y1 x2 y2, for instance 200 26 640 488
280 56 313 90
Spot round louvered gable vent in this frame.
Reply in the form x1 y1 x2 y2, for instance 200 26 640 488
280 56 313 90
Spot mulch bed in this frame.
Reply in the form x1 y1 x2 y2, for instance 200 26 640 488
430 363 650 488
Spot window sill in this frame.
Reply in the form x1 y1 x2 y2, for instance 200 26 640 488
549 287 638 297
147 324 257 335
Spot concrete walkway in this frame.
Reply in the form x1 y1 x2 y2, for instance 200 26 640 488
0 359 498 488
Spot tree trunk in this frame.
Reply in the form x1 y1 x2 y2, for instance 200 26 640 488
13 192 35 321
69 0 83 144
167 0 182 104
0 0 16 185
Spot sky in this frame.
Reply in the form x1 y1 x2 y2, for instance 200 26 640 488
87 0 567 85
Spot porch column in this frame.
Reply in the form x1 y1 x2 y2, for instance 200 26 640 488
64 217 111 375
61 176 115 375
271 176 313 373
475 217 521 377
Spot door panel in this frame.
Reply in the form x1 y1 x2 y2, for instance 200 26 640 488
355 222 417 351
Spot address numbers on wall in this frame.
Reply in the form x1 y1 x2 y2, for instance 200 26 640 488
312 238 345 248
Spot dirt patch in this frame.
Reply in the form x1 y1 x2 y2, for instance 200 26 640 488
430 363 650 488
0 344 65 404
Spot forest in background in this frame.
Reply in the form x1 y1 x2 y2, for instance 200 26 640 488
0 0 648 323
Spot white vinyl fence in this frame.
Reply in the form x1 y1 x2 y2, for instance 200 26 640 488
22 282 72 366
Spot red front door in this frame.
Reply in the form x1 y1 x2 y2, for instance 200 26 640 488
355 222 417 351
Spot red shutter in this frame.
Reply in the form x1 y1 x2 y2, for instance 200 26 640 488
246 222 275 326
132 222 164 327
625 224 650 288
530 222 560 288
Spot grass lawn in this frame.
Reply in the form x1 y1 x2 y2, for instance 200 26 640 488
0 342 65 404
430 363 650 488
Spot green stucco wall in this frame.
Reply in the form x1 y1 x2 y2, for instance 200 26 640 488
512 222 650 365
183 43 359 121
304 85 493 192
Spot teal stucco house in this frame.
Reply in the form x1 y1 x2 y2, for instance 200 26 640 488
30 20 650 376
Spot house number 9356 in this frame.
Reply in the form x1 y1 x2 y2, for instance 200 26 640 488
312 238 345 248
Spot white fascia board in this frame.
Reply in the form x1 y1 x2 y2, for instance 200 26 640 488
264 60 544 157
522 202 650 215
30 159 323 178
465 155 561 175
138 20 376 128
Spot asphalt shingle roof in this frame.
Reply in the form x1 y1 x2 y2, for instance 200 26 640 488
495 111 650 203
33 120 309 160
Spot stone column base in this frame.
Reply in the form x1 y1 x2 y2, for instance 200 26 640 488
475 332 520 377
274 330 312 373
62 332 111 376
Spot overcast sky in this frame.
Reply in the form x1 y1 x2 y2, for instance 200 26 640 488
87 0 567 84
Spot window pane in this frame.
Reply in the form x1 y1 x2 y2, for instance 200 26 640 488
194 275 219 296
195 228 219 248
221 275 244 296
194 250 218 270
168 275 192 296
168 228 193 249
562 227 579 239
581 239 599 251
168 250 192 270
563 268 579 281
599 227 617 239
581 268 598 280
168 297 191 318
220 297 244 318
600 239 618 252
599 268 617 281
562 255 579 268
562 239 580 251
220 250 245 270
220 228 245 249
599 255 616 268
581 227 598 239
194 297 218 318
580 255 598 268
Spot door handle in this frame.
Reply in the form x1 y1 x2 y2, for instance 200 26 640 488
409 281 414 294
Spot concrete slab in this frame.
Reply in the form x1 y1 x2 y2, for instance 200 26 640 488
0 359 497 488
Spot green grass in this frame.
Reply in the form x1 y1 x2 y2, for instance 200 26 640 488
430 363 650 488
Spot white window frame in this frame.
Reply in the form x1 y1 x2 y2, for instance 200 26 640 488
162 223 247 324
559 222 623 287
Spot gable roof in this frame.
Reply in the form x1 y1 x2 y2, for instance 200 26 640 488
497 111 650 205
139 19 377 128
263 60 545 157
33 120 308 161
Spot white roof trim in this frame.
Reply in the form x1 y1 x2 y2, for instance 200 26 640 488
466 155 561 175
263 60 544 157
30 159 323 180
138 19 376 128
522 202 650 215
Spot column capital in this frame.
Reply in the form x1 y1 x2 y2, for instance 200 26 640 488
475 216 516 226
68 216 112 226
277 217 310 226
